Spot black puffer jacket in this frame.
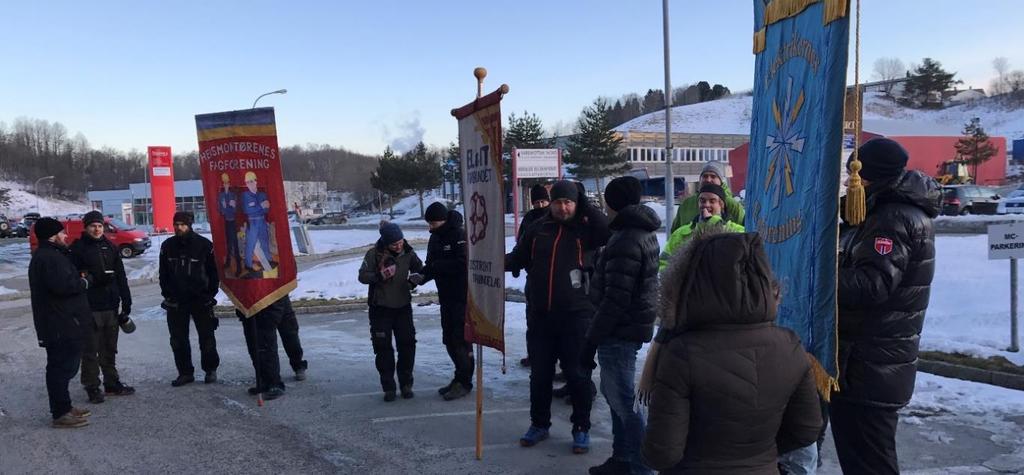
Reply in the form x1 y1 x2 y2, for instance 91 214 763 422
158 231 220 305
421 210 467 305
70 233 131 312
837 169 940 408
29 241 90 347
586 204 660 344
643 232 821 474
517 206 548 242
506 201 610 318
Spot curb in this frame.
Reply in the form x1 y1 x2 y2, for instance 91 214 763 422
918 359 1024 391
214 293 528 318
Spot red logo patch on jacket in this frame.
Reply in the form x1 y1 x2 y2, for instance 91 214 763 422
874 237 894 256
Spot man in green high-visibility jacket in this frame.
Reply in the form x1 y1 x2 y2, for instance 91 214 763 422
670 161 745 233
661 183 745 271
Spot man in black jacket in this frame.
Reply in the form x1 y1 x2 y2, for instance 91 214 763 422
159 211 221 387
69 211 135 403
29 218 92 428
832 138 940 474
412 202 472 400
506 180 610 454
581 176 659 475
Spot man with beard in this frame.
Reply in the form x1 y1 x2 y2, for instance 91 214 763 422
29 217 92 428
506 180 610 454
159 211 221 387
69 211 135 404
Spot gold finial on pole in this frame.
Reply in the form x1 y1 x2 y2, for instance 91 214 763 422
474 67 487 98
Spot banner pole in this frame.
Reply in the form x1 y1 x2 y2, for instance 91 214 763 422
473 66 486 461
513 148 520 240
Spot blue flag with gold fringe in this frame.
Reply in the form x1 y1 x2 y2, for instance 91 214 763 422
745 0 850 396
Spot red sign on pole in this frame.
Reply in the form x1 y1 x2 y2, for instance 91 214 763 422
147 146 175 234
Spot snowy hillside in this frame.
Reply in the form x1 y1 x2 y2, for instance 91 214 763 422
615 92 1024 140
0 180 90 218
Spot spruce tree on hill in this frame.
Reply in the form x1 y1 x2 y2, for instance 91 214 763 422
402 142 443 218
564 98 629 209
955 118 999 182
370 146 405 216
443 141 461 203
642 89 666 114
903 58 959 108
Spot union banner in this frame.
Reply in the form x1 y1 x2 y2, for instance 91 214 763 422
452 87 507 352
745 0 850 395
194 107 297 317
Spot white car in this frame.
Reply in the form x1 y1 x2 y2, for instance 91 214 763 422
996 189 1024 215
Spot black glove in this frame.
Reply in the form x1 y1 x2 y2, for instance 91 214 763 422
203 298 217 310
580 344 598 371
160 299 178 310
511 268 521 279
120 303 131 317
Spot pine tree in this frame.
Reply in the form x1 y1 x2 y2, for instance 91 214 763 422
564 99 629 208
903 58 959 108
642 89 666 114
955 118 999 181
402 142 443 218
622 95 643 123
443 141 461 203
370 146 405 216
505 111 547 150
711 84 731 100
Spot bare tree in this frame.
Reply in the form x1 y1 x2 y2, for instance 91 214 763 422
991 57 1010 95
872 57 905 96
1007 70 1024 93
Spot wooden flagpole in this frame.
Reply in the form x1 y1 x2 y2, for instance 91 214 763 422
473 66 486 461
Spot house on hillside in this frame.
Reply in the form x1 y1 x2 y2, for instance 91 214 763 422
947 87 987 105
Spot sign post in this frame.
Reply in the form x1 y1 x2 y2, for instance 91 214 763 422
987 222 1022 352
511 148 560 238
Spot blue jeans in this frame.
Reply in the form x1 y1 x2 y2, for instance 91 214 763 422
778 443 818 475
598 339 651 475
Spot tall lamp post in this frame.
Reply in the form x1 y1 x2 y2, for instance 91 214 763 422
252 89 287 108
35 175 54 214
662 0 674 239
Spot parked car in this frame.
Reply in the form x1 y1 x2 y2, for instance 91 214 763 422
9 220 29 238
940 185 1002 216
0 215 12 238
30 216 151 257
997 188 1024 215
310 212 348 225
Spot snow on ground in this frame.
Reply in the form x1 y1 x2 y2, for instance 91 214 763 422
0 180 90 218
346 192 452 225
0 286 16 295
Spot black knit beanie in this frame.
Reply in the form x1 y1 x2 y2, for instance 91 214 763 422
698 183 727 204
173 211 194 226
34 217 64 241
424 202 448 222
530 184 550 203
549 180 579 202
851 138 909 182
604 176 642 211
83 210 104 227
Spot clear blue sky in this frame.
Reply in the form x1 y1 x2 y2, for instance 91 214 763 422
1 1 1020 157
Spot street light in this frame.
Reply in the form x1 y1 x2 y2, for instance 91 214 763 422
252 89 287 108
35 175 54 214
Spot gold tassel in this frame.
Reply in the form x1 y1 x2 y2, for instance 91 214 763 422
807 353 840 402
753 28 766 54
845 158 866 225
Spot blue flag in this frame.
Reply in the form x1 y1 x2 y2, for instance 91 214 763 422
746 0 850 396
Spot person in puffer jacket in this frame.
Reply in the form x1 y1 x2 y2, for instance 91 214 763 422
639 230 821 474
832 138 940 475
581 176 660 475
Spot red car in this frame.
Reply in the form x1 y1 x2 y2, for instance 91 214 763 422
30 216 151 258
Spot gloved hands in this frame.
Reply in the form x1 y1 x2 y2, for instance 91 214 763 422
120 303 131 317
511 268 521 279
380 264 397 280
160 299 178 310
580 344 598 371
407 273 425 285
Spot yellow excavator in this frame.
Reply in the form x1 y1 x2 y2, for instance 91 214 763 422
937 159 972 185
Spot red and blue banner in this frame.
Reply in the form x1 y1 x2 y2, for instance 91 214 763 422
195 107 296 317
745 0 850 395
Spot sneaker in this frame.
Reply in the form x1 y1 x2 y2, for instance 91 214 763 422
52 413 89 429
519 426 549 447
589 458 630 475
263 387 285 400
442 382 470 401
572 430 590 454
552 384 570 399
171 374 195 387
204 371 217 384
294 368 307 381
438 380 456 396
383 390 397 402
105 382 135 396
86 387 105 404
69 407 91 418
400 385 414 399
519 357 530 367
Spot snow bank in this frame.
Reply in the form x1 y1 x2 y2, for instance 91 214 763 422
0 180 90 218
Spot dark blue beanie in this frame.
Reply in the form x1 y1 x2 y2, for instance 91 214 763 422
380 221 404 244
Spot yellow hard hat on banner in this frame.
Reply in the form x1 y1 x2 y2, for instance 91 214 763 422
245 171 257 183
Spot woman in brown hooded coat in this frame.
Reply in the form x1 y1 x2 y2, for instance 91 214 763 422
639 230 821 474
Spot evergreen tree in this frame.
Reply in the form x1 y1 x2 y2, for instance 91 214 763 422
903 58 959 108
370 146 405 216
0 187 11 209
696 81 712 102
505 111 547 150
402 142 443 217
622 94 643 123
642 89 666 114
955 118 999 181
609 100 625 127
443 141 461 203
711 84 731 100
564 99 629 208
